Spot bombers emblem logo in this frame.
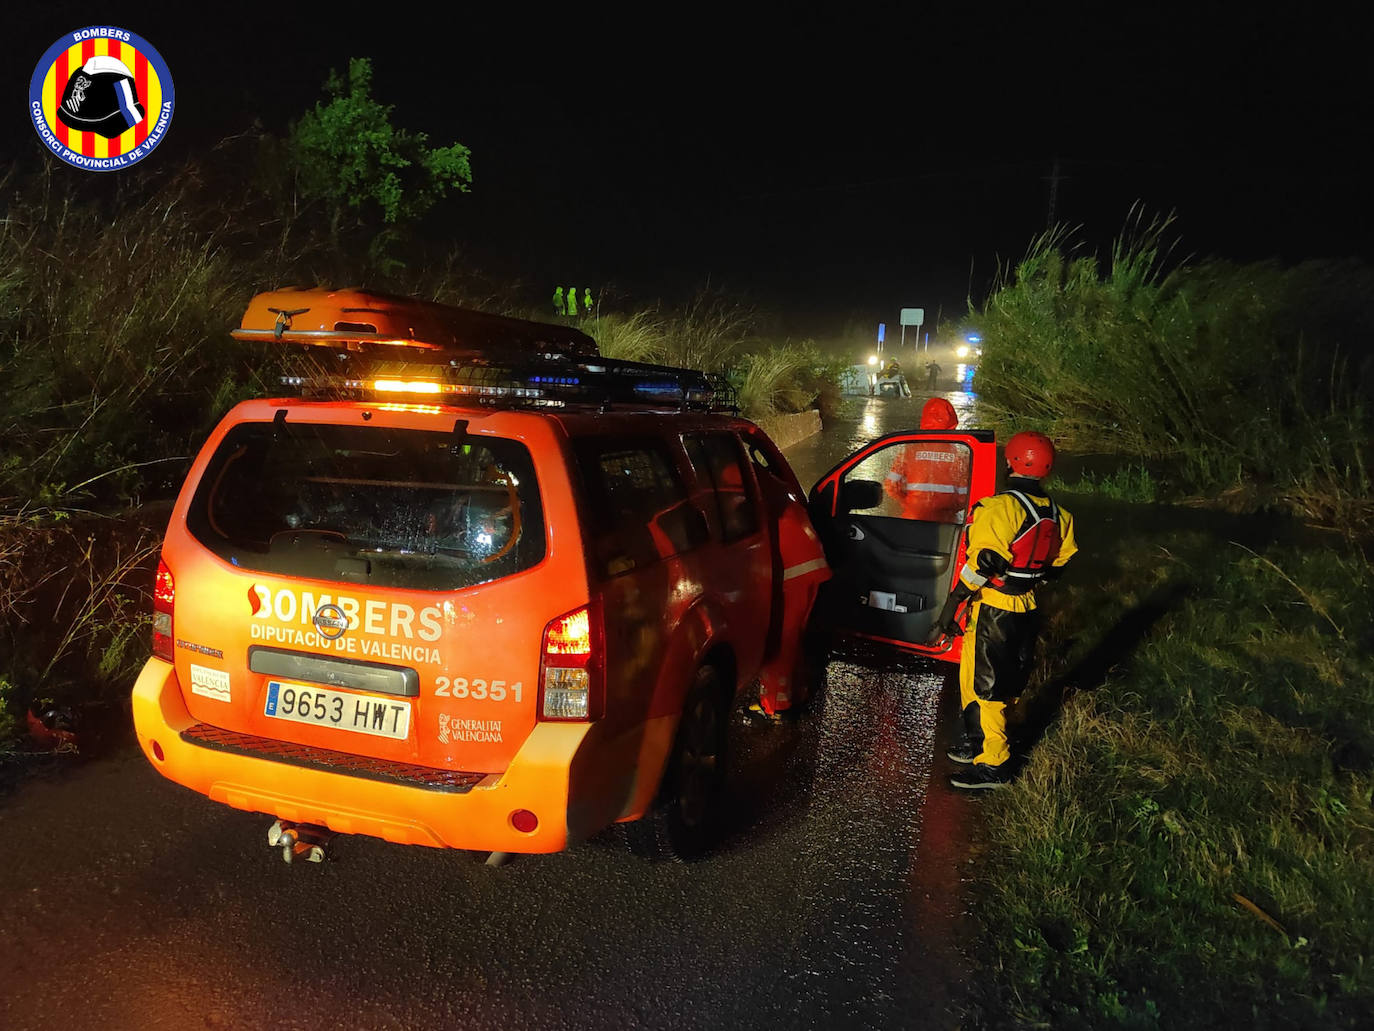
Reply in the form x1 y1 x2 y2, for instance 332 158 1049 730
29 27 174 171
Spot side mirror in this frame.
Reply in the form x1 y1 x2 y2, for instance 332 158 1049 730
839 479 882 513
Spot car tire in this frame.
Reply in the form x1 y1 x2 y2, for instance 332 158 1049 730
625 664 728 862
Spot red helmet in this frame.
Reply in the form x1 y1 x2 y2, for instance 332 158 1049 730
1005 431 1055 478
919 397 957 430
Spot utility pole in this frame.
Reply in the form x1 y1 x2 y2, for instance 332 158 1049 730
1045 156 1063 229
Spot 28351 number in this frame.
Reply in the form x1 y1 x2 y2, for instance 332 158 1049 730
434 676 522 702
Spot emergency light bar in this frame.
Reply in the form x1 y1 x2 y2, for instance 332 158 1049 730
244 287 737 413
277 358 735 412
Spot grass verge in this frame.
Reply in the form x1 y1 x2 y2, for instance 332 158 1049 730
970 509 1373 1029
1054 464 1159 504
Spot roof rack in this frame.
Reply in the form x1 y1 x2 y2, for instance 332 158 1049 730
236 287 738 414
232 287 598 357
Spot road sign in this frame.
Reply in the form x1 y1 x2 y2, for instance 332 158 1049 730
877 322 885 343
900 308 924 327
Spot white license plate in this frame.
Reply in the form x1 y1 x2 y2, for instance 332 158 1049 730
263 681 411 740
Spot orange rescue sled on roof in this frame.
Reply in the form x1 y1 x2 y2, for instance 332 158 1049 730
232 286 599 357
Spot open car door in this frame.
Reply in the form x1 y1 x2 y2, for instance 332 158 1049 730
807 429 996 663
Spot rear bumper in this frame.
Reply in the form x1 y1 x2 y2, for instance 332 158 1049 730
132 658 590 852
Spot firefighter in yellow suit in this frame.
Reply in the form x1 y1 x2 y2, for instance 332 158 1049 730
926 431 1077 790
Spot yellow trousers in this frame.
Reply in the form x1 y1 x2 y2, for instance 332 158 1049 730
958 600 1034 768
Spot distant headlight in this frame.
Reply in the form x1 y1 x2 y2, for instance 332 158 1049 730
956 345 970 358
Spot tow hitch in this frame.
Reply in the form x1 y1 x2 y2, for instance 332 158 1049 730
267 819 333 864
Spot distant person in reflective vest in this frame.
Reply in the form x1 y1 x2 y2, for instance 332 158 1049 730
583 287 593 314
553 286 565 316
565 286 578 317
926 361 941 389
883 398 970 523
927 430 1078 790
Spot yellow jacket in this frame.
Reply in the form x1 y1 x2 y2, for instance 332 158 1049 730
958 487 1077 612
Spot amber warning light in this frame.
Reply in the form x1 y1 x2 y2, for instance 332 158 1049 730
373 379 443 395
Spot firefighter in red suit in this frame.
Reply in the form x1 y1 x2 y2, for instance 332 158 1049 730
884 398 971 523
926 431 1078 789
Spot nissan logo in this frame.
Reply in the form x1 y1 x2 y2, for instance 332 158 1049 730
312 603 350 640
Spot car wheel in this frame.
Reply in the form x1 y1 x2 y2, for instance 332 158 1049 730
625 664 728 862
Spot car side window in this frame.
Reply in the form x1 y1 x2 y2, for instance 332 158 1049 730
683 432 759 543
745 438 775 475
844 439 973 524
743 429 801 492
576 438 702 577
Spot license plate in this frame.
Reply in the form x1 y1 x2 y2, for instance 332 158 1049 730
263 681 411 740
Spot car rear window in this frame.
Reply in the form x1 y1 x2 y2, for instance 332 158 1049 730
186 421 545 590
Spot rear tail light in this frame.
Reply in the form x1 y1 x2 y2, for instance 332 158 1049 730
152 558 174 662
538 601 603 721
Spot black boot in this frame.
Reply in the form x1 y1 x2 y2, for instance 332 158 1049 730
948 762 1012 791
946 740 977 764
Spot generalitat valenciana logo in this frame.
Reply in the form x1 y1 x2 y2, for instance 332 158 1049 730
29 26 174 171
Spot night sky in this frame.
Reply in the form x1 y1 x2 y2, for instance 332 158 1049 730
10 5 1373 337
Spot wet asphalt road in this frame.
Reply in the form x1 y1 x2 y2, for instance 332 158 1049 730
0 392 981 1031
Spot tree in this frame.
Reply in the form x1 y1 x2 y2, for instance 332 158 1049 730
288 57 472 263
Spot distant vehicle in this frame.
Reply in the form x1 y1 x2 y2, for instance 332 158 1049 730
871 360 911 398
132 288 831 861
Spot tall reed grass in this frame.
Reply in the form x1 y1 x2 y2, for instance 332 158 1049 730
0 166 283 519
972 212 1373 529
584 293 842 419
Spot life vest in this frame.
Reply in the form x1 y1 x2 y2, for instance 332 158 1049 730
988 489 1062 595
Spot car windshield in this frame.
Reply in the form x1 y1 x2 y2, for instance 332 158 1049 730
186 421 544 590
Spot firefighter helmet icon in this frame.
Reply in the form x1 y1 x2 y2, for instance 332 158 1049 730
57 55 145 139
29 27 175 171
